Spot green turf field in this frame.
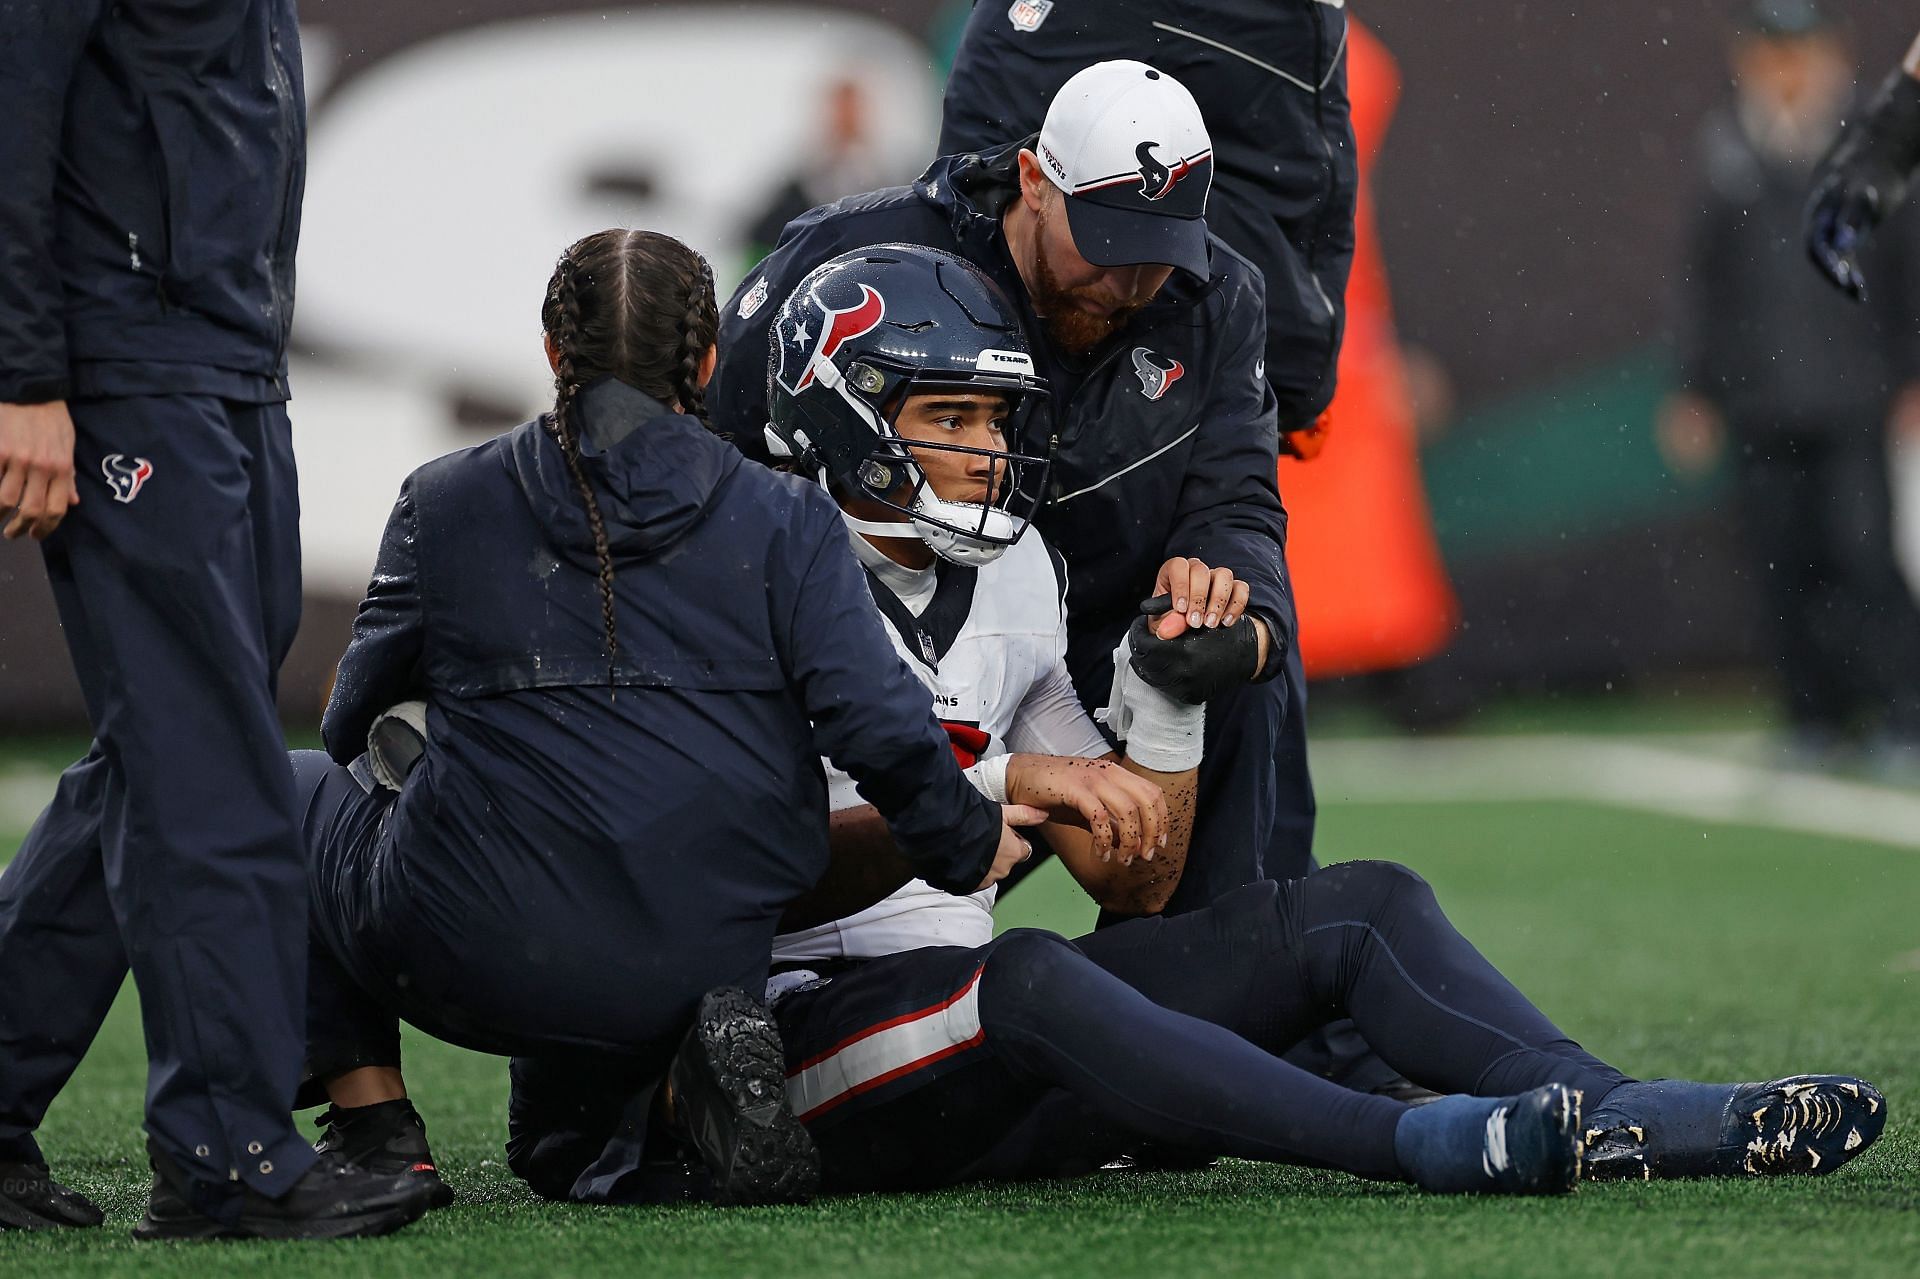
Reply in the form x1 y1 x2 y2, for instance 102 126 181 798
1 729 1915 1277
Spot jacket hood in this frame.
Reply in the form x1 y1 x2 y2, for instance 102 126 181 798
508 376 740 569
919 138 1221 300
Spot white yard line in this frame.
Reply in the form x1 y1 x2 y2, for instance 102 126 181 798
7 733 1919 852
1313 734 1920 851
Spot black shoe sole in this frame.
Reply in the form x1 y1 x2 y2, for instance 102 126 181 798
1727 1076 1886 1176
669 987 820 1207
1585 1075 1887 1180
131 1195 428 1242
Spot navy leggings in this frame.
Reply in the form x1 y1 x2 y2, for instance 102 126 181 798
964 863 1626 1182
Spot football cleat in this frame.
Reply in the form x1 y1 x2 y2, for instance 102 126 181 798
667 986 820 1206
1583 1075 1886 1180
1395 1082 1584 1195
313 1099 456 1209
1479 1083 1585 1196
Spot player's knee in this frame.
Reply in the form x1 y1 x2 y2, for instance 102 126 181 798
979 929 1091 1023
1313 859 1436 917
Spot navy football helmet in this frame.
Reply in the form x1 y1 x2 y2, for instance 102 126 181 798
765 244 1051 566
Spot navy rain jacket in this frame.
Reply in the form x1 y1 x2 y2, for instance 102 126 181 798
938 0 1356 433
322 380 1001 1045
715 142 1294 711
0 0 306 403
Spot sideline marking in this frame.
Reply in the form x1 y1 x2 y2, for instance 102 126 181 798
1313 734 1920 852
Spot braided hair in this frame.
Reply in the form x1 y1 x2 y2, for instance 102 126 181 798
538 228 720 685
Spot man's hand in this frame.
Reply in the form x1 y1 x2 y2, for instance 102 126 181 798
0 401 79 540
1150 556 1250 638
977 802 1048 890
1005 754 1166 866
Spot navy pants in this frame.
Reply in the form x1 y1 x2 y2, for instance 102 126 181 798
0 395 315 1207
509 863 1629 1198
291 753 711 1097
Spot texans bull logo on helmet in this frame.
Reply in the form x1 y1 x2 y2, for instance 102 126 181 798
774 281 887 396
101 453 154 504
1131 347 1185 402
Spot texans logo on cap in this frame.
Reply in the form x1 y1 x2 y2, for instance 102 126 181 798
775 283 887 395
1131 347 1185 401
1134 141 1207 202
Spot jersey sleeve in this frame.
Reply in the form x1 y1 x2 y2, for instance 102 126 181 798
1003 546 1112 761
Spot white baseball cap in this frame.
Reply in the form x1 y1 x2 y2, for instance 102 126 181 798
1035 60 1214 278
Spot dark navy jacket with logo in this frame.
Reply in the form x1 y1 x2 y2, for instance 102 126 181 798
937 0 1356 433
714 142 1294 712
0 0 306 403
321 380 1001 1044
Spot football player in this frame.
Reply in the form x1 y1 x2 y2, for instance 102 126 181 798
502 245 1890 1203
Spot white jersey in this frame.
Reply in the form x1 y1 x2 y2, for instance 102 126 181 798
771 527 1112 964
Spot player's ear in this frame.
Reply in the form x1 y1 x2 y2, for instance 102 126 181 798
543 332 562 376
1016 149 1050 213
697 343 717 390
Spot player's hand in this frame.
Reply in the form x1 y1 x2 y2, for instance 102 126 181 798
977 802 1048 890
0 400 80 540
1150 556 1250 639
1005 754 1166 866
1655 392 1724 477
1126 595 1263 702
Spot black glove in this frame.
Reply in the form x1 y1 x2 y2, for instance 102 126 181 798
1806 70 1920 302
1125 595 1260 706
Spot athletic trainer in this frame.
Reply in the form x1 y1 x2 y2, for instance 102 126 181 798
0 0 435 1240
716 61 1313 921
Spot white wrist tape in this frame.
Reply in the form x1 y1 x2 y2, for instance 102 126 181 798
367 699 429 792
962 753 1011 804
1096 635 1206 773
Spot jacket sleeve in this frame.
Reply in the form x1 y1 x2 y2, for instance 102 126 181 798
322 478 428 763
0 0 104 403
776 506 1002 895
1163 283 1295 682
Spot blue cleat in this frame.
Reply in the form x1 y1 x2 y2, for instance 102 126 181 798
1395 1082 1584 1195
1584 1075 1886 1180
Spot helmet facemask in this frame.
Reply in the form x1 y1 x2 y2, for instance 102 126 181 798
774 346 1050 568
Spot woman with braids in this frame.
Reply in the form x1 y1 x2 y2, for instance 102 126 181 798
282 229 1042 1208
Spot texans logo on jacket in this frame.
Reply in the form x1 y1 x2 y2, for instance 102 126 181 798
1131 347 1185 402
774 281 886 396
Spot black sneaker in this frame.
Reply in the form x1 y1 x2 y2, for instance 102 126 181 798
667 986 820 1206
1585 1075 1887 1180
314 1100 455 1209
0 1160 105 1231
132 1145 435 1241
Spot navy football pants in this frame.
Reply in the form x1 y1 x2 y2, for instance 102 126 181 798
510 862 1629 1197
0 396 316 1205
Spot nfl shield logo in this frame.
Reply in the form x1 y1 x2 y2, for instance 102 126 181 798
1008 0 1053 33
